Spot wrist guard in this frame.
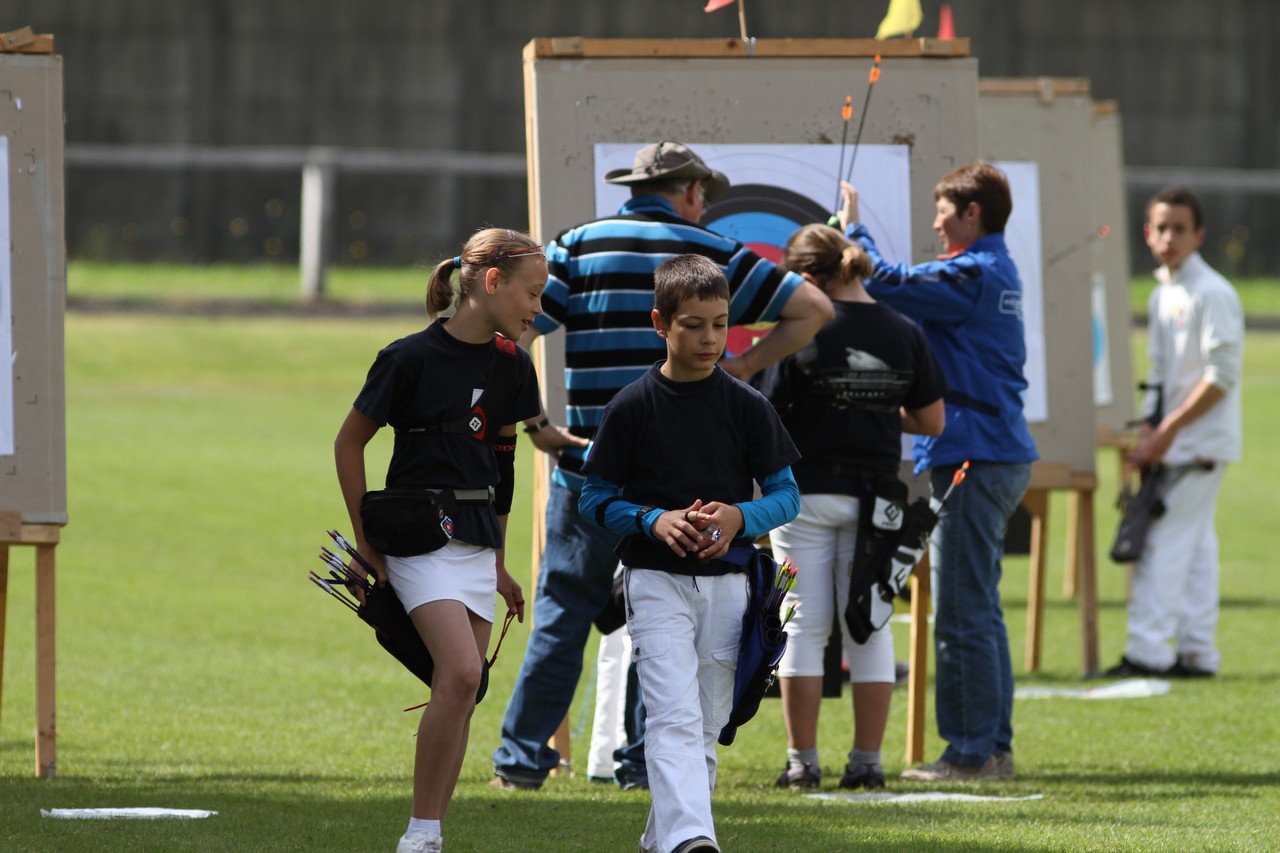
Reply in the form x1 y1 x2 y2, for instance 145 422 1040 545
494 439 516 515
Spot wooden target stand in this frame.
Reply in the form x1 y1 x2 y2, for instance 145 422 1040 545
0 516 61 778
521 34 981 772
903 461 1098 764
0 28 67 780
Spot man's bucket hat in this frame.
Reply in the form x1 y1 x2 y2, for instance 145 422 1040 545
604 141 730 204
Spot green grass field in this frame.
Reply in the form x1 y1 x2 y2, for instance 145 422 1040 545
65 261 1280 320
0 274 1278 850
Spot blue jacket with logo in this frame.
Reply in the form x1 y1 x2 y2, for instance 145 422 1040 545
849 224 1038 473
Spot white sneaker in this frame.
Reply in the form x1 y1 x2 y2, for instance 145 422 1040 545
396 831 443 853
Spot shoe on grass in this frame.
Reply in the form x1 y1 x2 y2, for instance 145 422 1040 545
396 831 442 853
1170 657 1216 678
488 774 541 791
838 761 885 790
775 762 822 789
672 836 721 853
994 751 1015 780
900 755 1000 782
1100 655 1172 678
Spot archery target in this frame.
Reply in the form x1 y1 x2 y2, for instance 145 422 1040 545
595 143 912 265
701 183 830 263
594 143 913 355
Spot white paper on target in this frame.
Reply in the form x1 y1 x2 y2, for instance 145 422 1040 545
593 143 912 263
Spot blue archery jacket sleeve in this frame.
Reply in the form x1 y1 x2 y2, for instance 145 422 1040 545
847 223 983 322
736 467 800 539
580 469 798 541
580 473 663 537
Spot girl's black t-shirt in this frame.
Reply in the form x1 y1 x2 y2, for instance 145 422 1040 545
354 319 541 547
754 300 947 489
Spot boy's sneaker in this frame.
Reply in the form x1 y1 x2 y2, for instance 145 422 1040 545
900 755 1000 782
396 831 443 853
672 837 721 853
994 751 1016 780
775 762 822 789
838 761 885 790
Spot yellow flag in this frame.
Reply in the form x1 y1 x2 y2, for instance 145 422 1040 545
875 0 923 39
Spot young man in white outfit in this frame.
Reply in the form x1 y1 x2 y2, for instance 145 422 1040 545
1104 186 1244 678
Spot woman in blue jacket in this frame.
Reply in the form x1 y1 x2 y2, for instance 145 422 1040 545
844 164 1037 782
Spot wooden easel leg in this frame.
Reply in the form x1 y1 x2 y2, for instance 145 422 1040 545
905 554 930 766
1076 489 1099 675
0 544 9 738
1022 490 1049 672
1063 490 1081 599
35 543 56 779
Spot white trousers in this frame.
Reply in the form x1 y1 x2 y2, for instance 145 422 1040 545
769 494 896 683
587 628 631 780
626 568 747 853
1125 464 1226 672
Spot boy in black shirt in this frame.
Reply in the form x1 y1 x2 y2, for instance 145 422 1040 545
579 255 801 853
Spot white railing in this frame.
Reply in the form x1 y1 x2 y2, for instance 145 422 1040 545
64 144 527 299
65 146 1280 295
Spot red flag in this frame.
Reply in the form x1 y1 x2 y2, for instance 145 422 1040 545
937 2 955 39
705 0 735 10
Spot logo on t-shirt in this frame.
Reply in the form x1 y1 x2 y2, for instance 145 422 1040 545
807 348 908 412
468 388 487 438
999 291 1023 318
845 348 890 371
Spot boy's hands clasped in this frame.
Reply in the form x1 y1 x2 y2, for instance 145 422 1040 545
651 498 745 562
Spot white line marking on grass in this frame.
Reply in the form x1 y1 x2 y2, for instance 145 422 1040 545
42 808 218 819
1014 678 1171 700
807 792 1045 804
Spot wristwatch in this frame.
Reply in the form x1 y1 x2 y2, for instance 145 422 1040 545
522 417 551 434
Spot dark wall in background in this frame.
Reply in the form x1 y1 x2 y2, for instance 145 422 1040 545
10 0 1280 275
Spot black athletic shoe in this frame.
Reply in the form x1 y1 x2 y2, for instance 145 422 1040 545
1169 659 1216 678
775 762 822 789
1100 656 1172 678
839 761 886 790
672 837 721 853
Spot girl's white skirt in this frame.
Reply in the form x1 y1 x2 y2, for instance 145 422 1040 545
386 540 497 622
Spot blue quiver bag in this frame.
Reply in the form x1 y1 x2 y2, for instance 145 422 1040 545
719 547 788 747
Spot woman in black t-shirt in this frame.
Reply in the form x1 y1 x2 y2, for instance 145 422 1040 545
334 228 544 853
756 222 947 793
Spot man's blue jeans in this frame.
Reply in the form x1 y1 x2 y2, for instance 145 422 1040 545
929 461 1031 768
492 480 643 784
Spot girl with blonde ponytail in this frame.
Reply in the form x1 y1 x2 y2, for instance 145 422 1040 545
334 227 546 853
756 208 948 794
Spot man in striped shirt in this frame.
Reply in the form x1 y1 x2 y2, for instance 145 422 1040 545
492 141 832 792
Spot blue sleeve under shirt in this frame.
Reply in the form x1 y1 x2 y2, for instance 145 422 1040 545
579 466 799 540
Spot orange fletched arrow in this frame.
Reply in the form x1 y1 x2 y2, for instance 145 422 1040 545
842 56 885 186
939 460 969 504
